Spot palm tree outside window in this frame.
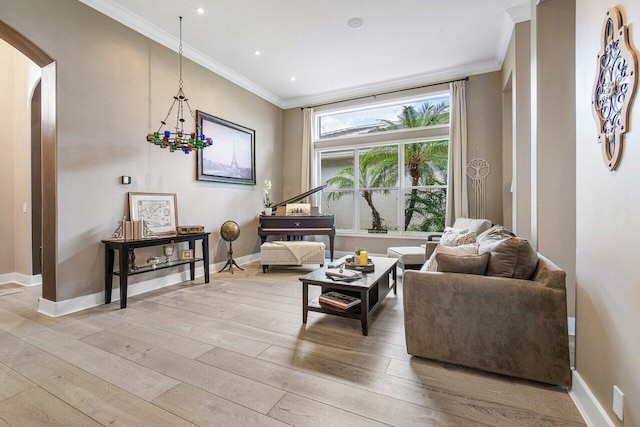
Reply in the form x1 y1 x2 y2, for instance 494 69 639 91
315 94 451 234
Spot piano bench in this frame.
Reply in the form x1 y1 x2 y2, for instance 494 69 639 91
260 242 325 273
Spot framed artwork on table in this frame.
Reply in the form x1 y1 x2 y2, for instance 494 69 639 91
181 249 194 260
128 192 178 236
197 111 256 185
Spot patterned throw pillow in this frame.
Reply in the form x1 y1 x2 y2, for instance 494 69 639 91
440 228 477 247
420 243 479 272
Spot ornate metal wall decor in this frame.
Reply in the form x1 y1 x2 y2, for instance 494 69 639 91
592 7 638 170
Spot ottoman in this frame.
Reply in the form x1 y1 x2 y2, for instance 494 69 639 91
261 241 325 273
387 246 426 271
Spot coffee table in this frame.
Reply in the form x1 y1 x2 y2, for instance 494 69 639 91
298 256 397 336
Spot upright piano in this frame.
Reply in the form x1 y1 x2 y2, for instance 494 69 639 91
258 185 335 261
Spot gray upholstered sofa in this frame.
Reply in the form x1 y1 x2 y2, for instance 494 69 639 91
403 241 571 387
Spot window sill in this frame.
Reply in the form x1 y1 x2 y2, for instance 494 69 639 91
335 231 438 240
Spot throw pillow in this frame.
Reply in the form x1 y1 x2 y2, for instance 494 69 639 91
443 226 468 234
452 217 492 236
479 236 538 280
440 228 476 247
421 243 479 272
435 253 490 275
441 231 476 247
477 225 516 245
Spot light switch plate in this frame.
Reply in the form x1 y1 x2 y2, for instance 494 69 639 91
613 385 624 421
121 176 131 185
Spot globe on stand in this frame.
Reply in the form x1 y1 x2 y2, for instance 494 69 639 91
218 220 244 274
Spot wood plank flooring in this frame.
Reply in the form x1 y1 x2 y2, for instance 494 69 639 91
0 265 584 426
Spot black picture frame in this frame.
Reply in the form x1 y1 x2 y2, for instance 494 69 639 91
197 111 256 185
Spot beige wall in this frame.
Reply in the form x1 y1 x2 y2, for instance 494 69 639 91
514 22 532 241
501 22 532 241
0 0 283 300
466 71 503 226
575 0 640 424
282 72 504 253
0 38 40 276
534 0 576 318
0 39 15 275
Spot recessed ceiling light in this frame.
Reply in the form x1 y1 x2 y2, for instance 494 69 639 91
254 50 261 56
347 17 364 29
196 7 204 15
290 76 296 82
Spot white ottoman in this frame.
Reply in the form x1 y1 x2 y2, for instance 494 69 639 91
387 246 426 271
261 241 325 273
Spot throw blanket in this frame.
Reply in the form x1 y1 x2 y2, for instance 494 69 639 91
272 241 324 264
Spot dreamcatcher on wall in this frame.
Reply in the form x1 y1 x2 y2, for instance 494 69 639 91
467 154 491 220
592 7 637 171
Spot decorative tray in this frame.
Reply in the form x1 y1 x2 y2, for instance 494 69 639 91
344 256 375 272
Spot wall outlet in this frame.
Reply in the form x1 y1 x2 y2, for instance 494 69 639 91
613 385 624 421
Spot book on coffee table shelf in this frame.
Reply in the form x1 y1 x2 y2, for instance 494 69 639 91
319 291 361 310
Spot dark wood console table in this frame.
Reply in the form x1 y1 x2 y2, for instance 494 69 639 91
102 232 210 309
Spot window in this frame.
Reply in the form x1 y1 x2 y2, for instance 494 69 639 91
314 91 450 235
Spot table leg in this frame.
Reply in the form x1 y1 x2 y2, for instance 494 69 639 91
105 247 114 304
329 235 335 261
119 249 129 309
360 289 369 336
392 266 397 295
189 240 196 281
202 235 210 284
302 282 309 324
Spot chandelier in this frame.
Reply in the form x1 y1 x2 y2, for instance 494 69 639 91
146 16 212 154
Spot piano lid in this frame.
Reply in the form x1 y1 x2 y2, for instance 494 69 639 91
271 185 327 209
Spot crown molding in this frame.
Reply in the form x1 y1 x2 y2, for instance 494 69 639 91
78 0 284 107
79 0 524 111
281 59 502 109
495 2 532 66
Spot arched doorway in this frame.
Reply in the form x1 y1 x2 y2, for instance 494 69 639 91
0 20 57 303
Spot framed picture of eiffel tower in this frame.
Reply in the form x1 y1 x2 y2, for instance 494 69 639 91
197 111 256 185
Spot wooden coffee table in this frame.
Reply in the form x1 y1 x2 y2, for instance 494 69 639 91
298 256 397 336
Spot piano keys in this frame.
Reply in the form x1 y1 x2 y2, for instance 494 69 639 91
258 185 335 261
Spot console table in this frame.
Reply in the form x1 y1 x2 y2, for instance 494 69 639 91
102 232 210 308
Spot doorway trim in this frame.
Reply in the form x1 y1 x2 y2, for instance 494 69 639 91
0 20 57 302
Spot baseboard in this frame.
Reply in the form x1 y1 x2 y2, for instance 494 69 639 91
0 272 42 286
38 252 260 317
569 370 615 427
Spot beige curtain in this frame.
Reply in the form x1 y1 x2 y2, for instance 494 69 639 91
446 80 469 226
301 107 314 193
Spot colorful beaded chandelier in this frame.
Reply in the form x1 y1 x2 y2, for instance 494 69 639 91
146 16 212 154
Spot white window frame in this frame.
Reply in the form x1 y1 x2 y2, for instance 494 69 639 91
312 90 451 237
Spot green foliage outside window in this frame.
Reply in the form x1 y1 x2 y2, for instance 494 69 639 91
325 101 450 232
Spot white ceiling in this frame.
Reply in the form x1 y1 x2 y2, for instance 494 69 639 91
79 0 530 108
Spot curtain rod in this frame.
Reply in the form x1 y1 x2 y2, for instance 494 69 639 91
300 76 469 110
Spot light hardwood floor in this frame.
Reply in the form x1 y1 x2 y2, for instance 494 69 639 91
0 264 584 426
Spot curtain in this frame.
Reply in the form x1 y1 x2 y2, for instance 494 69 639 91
446 80 469 226
301 107 314 193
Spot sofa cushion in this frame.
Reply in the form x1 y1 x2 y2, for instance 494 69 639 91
440 229 476 247
479 237 538 279
421 243 479 272
435 253 489 275
452 217 492 236
477 225 516 244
